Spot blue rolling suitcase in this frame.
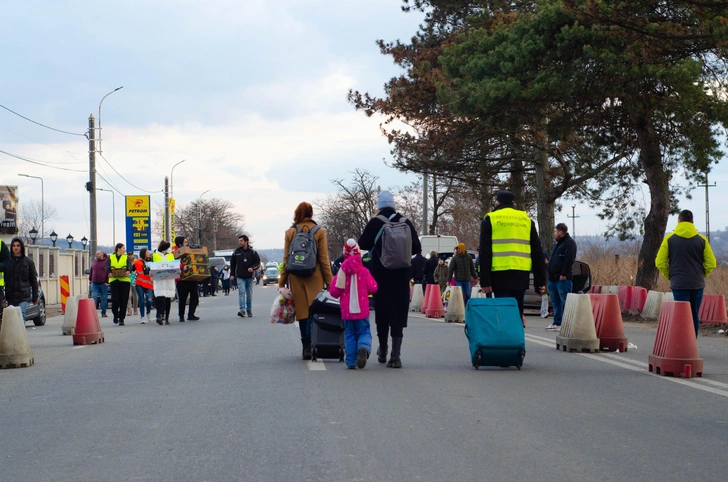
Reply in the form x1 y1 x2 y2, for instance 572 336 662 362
464 297 526 369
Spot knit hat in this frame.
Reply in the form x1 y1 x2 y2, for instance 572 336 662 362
377 190 396 210
343 238 361 260
158 240 171 252
456 243 466 253
495 190 515 205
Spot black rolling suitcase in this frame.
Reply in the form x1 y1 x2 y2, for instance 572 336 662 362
310 290 345 362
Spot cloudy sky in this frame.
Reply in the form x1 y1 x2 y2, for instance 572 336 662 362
2 1 727 250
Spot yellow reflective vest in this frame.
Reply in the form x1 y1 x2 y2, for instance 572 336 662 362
485 208 533 272
109 254 130 282
152 252 175 262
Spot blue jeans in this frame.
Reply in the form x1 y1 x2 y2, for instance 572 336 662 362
548 279 572 326
91 283 109 314
456 280 471 306
344 318 372 368
135 285 154 317
672 288 703 338
17 301 29 323
237 277 254 311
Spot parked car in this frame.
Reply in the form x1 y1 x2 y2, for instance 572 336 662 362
24 281 47 326
262 268 280 286
523 260 592 309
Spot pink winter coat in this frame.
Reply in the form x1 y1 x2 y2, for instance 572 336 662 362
328 255 378 320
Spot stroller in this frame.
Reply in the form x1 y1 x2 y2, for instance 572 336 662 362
308 290 345 362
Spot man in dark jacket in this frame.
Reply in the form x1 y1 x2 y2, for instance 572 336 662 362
424 250 439 286
230 234 260 318
448 243 478 305
0 237 11 323
5 237 38 326
410 249 426 288
479 190 547 321
656 209 716 337
358 190 421 369
89 250 109 317
546 223 577 331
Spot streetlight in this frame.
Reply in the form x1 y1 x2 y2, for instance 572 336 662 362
29 227 38 245
50 230 58 247
66 233 74 249
167 159 187 241
81 236 88 250
197 189 210 245
96 188 116 243
98 86 124 157
18 174 44 242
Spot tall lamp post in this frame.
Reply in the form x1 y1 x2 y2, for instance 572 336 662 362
29 227 38 245
96 188 116 243
90 86 123 258
197 189 210 245
50 230 58 247
18 174 44 242
167 159 187 242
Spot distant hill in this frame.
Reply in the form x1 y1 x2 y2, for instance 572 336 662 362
258 249 285 264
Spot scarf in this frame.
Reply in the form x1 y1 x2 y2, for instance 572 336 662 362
336 269 361 315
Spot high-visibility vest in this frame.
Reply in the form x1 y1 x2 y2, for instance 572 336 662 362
133 259 154 289
152 252 174 262
109 254 130 282
485 208 533 272
0 239 4 287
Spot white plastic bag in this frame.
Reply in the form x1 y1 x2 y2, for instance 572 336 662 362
270 288 296 324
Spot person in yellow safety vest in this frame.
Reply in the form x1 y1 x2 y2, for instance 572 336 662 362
152 240 176 325
0 238 12 326
106 242 133 326
479 190 547 322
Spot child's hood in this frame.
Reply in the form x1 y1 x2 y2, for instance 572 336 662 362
341 255 364 274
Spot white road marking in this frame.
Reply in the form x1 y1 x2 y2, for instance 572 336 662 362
71 345 87 350
307 361 326 371
524 333 728 399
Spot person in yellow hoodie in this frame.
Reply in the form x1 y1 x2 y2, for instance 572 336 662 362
655 209 717 338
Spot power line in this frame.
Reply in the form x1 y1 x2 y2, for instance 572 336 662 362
96 171 126 198
0 103 87 137
0 148 86 172
0 125 86 162
98 152 163 194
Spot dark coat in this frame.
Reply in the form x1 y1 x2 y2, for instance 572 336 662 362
479 205 547 293
0 239 11 275
548 233 577 282
448 253 477 282
410 253 426 281
89 255 109 284
5 238 38 304
424 256 439 284
231 246 261 279
358 208 421 329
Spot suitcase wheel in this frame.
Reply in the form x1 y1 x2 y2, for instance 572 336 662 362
516 364 522 370
473 364 479 370
339 348 345 362
311 347 318 362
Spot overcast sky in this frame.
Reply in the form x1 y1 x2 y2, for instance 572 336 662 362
2 1 727 250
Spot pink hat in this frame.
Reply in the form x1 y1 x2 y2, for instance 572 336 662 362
343 238 361 259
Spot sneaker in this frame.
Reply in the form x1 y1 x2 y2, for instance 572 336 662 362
540 313 549 318
140 316 146 324
247 310 253 317
113 316 118 325
546 324 559 331
238 311 246 318
101 313 108 318
187 315 200 321
356 347 368 369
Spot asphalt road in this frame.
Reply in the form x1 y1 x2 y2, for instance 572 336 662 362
2 284 727 482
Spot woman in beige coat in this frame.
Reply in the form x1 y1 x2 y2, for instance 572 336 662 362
279 202 333 360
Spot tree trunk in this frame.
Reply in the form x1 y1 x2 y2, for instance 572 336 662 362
430 173 438 235
634 115 670 290
533 122 554 253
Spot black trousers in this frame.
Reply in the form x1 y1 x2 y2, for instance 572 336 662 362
176 280 198 318
154 296 172 320
110 280 130 321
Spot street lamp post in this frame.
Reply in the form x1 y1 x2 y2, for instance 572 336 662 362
29 227 38 245
18 174 44 242
96 188 116 243
66 233 74 249
197 189 210 245
167 159 187 241
50 230 58 247
81 236 88 250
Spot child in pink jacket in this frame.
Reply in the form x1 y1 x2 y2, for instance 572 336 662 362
329 239 378 369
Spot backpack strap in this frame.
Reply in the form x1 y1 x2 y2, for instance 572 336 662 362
373 213 399 247
309 225 321 235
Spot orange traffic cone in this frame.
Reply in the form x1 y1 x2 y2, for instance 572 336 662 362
590 294 628 352
698 294 727 324
72 299 105 346
421 284 433 314
648 301 703 378
426 284 445 318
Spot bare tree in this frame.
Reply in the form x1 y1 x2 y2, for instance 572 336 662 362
18 199 58 245
172 198 245 252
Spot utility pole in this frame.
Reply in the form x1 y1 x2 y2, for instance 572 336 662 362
700 172 716 241
422 172 428 236
568 205 580 238
88 114 98 256
164 176 170 242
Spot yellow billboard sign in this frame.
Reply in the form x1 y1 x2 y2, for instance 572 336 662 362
126 196 150 216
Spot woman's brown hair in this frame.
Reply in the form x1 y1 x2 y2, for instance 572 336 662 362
293 202 313 224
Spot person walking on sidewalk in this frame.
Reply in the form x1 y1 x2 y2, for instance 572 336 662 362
546 224 576 331
448 243 478 306
410 249 426 289
656 209 717 338
230 234 260 318
107 243 132 326
4 237 38 327
221 264 231 295
174 236 200 322
329 239 378 369
152 241 175 325
89 250 109 318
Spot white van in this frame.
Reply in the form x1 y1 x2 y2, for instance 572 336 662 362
419 235 458 257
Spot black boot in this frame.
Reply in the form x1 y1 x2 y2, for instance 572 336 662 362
377 344 388 364
156 300 164 325
302 339 312 360
387 337 403 368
